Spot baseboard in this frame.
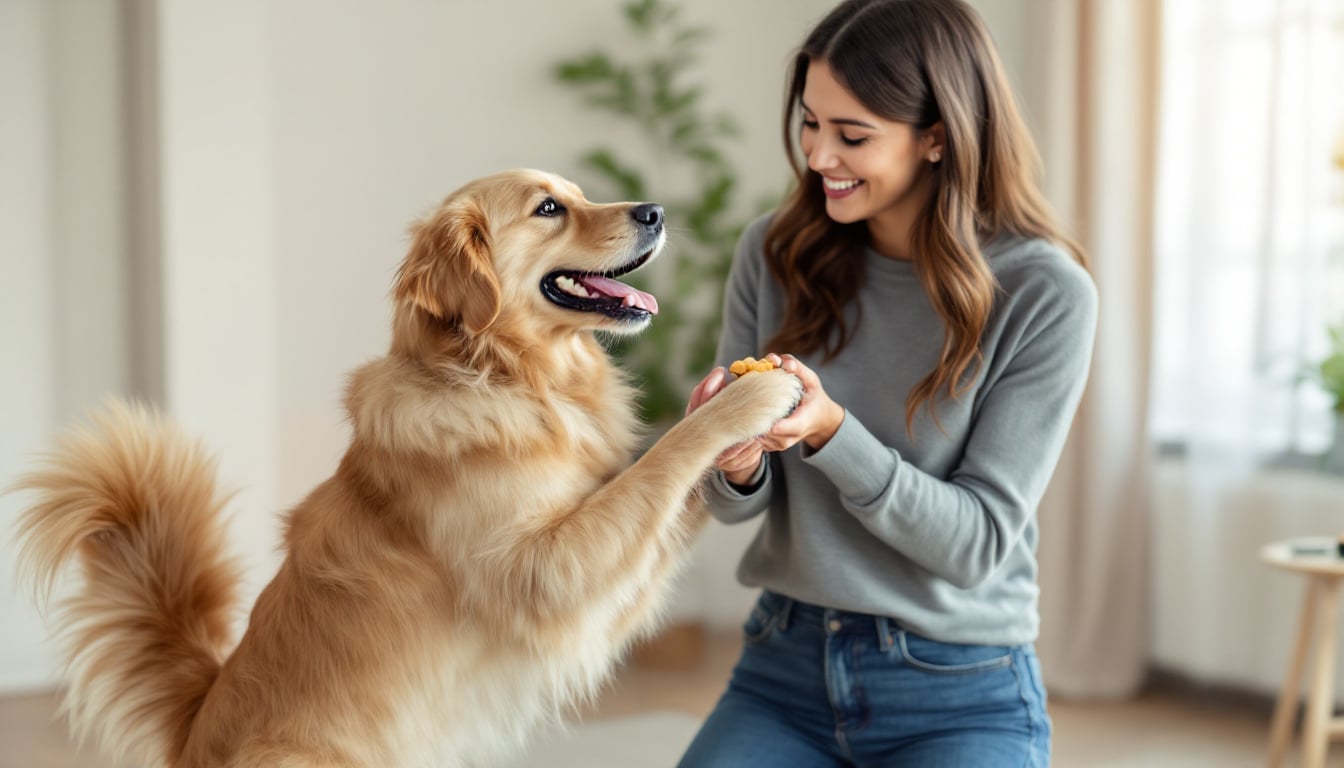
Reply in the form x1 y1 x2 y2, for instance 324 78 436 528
1145 665 1277 716
629 621 707 670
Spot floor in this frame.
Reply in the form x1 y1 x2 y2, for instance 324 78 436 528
2 629 1340 767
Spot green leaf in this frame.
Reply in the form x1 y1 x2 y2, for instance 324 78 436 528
624 0 678 34
684 144 725 168
554 53 614 83
623 0 656 32
654 87 701 116
700 175 734 215
580 149 647 200
1321 354 1344 389
658 51 698 79
668 119 702 146
614 68 639 111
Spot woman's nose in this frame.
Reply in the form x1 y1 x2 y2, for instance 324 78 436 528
806 136 838 172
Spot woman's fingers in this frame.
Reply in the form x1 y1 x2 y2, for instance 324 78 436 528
686 367 728 415
717 439 755 464
717 440 763 472
755 353 844 451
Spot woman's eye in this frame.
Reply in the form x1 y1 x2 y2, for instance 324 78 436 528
800 117 867 147
535 198 564 217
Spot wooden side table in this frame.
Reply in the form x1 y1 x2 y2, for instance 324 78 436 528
1262 538 1344 768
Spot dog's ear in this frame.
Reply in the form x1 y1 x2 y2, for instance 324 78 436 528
394 199 501 334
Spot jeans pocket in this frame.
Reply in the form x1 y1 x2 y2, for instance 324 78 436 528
897 631 1014 675
742 594 782 645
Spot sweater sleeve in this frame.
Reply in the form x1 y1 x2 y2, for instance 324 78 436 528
802 260 1098 588
701 215 775 524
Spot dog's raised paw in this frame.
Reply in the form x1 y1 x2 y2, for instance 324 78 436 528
709 368 803 440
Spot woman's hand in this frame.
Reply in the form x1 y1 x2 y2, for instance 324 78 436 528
686 364 767 485
685 365 730 418
757 354 845 452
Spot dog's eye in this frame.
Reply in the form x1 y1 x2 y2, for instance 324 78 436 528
534 198 565 217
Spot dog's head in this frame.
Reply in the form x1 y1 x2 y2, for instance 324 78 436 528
392 169 664 342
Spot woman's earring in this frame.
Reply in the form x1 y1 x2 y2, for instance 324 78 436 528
930 151 942 163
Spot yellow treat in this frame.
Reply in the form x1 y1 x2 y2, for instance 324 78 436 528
729 356 778 376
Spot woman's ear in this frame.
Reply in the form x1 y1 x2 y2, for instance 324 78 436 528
394 199 501 334
924 121 947 163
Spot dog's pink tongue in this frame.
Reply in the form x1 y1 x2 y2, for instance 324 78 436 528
581 276 659 315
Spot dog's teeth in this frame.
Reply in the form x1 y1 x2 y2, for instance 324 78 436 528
622 295 636 308
555 276 591 298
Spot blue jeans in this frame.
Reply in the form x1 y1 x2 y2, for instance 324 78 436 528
677 591 1051 767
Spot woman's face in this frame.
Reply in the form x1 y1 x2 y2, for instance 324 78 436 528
799 59 940 238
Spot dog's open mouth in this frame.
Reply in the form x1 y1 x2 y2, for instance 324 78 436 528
541 249 659 320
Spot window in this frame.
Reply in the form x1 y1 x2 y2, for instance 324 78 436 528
1150 0 1344 457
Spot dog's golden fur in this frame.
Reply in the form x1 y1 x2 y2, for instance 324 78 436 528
13 169 801 767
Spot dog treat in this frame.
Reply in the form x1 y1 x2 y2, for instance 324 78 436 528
730 356 778 376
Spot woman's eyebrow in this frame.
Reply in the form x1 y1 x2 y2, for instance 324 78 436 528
799 100 878 130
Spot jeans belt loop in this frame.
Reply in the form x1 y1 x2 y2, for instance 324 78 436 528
778 595 795 631
876 615 895 651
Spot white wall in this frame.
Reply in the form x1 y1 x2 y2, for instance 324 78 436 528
0 0 62 695
156 0 284 614
0 0 131 693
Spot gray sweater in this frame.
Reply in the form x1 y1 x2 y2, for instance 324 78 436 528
706 213 1098 646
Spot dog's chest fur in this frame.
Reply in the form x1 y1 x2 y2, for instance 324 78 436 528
378 610 637 767
343 354 655 766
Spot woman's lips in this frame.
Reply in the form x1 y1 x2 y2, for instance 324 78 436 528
822 176 863 199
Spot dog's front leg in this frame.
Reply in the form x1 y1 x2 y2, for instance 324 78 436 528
602 495 711 646
485 370 801 627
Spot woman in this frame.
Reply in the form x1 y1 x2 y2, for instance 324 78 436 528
678 0 1097 765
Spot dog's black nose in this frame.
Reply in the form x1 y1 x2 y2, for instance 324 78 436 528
631 203 663 229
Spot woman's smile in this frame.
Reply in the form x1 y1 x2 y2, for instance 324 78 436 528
822 175 864 199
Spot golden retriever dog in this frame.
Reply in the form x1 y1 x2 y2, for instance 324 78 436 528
13 169 802 767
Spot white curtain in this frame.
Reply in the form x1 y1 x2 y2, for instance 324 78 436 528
1152 0 1344 461
1145 0 1344 686
1031 0 1160 699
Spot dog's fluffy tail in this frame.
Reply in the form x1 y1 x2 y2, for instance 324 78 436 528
12 399 241 768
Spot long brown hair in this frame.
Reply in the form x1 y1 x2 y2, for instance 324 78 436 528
764 0 1086 432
